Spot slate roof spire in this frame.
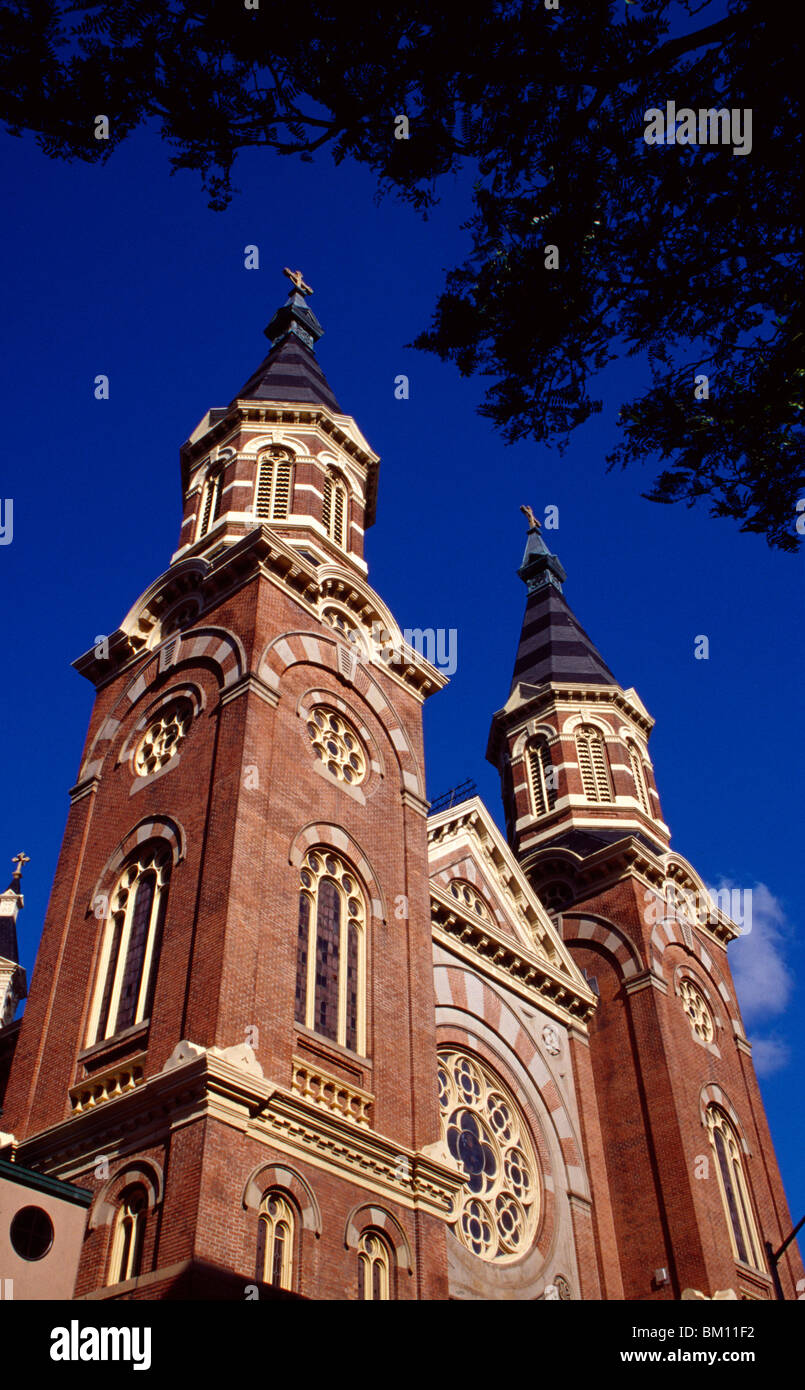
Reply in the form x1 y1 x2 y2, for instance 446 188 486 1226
510 509 618 692
232 267 343 413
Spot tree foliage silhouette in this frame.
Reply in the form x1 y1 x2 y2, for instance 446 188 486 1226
2 0 800 547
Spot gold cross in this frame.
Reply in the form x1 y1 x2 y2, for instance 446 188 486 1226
520 504 541 531
283 267 313 296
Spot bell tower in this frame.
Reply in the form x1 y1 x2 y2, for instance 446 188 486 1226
488 510 804 1301
1 273 459 1300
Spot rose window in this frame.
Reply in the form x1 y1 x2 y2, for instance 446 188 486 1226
679 978 714 1043
438 1049 540 1263
134 699 193 776
306 707 367 785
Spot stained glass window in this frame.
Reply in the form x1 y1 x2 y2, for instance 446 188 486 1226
258 1192 295 1291
438 1049 540 1264
706 1106 763 1270
306 707 367 785
108 1186 147 1285
134 699 193 776
89 846 170 1044
295 849 366 1053
358 1230 391 1300
679 977 715 1043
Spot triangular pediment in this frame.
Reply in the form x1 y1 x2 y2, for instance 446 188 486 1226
428 797 596 1021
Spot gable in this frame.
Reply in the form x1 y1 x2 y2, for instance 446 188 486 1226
427 798 596 1019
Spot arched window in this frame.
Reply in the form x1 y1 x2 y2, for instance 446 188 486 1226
358 1230 392 1300
88 845 170 1044
526 738 557 817
197 467 223 539
294 848 366 1053
628 741 650 814
108 1185 148 1285
257 1191 295 1291
705 1106 764 1270
575 725 612 803
322 474 348 548
255 449 293 521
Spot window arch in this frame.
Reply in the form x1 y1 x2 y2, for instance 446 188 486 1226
358 1229 392 1300
705 1106 764 1269
255 448 293 521
575 725 612 802
256 1191 296 1291
197 467 223 539
322 474 348 548
88 844 170 1044
527 737 557 817
108 1184 148 1285
628 741 650 814
294 848 366 1053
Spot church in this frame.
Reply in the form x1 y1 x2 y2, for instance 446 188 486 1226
0 271 801 1301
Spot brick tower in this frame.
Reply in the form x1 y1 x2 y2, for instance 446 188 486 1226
487 514 804 1301
1 273 459 1299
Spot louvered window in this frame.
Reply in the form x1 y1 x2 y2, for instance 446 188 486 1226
628 742 650 814
527 739 557 817
323 476 348 548
197 469 222 539
256 450 293 520
575 726 612 803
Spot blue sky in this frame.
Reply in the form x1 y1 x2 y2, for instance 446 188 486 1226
1 122 802 1246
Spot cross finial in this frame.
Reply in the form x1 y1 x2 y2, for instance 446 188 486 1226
283 267 313 296
11 852 29 883
520 504 540 531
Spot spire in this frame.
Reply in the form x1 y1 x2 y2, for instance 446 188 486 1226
0 853 27 965
510 508 617 692
231 267 343 413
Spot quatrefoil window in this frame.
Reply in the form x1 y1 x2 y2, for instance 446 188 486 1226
438 1049 540 1264
679 977 715 1043
306 707 367 785
134 699 193 776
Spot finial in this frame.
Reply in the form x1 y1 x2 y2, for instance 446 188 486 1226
283 267 313 296
520 504 540 532
11 852 29 886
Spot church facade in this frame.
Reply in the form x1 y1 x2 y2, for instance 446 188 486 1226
0 275 801 1301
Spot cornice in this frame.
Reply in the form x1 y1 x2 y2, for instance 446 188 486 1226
16 1047 463 1220
524 834 668 902
431 892 596 1024
72 526 444 703
487 681 654 763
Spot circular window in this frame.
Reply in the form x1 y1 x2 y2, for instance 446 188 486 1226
438 1049 540 1264
679 977 715 1043
306 707 367 785
449 880 489 920
10 1206 54 1261
134 698 193 776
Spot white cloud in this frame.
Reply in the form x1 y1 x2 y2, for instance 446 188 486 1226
748 1035 791 1078
725 881 794 1025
